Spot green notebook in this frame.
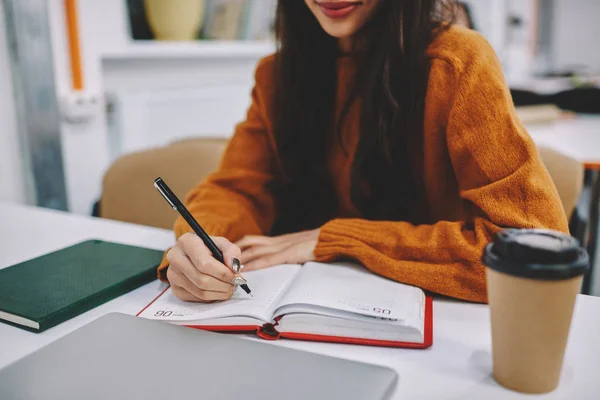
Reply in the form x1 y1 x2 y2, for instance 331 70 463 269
0 239 164 333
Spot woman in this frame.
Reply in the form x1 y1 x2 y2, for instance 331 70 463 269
159 0 567 304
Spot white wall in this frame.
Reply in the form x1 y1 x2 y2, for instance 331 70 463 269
552 0 600 72
462 0 600 74
461 0 508 59
0 1 27 205
505 0 538 78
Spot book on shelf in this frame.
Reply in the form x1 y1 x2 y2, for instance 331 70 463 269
202 0 276 41
238 0 276 40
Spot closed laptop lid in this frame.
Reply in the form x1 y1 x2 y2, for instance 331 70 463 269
0 313 398 400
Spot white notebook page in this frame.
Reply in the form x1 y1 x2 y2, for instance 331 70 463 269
273 262 424 324
139 264 301 323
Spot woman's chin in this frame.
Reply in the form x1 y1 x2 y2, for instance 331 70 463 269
320 25 358 39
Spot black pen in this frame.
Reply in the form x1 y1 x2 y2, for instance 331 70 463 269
153 177 252 296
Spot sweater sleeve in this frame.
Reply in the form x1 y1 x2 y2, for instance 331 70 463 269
157 57 278 281
313 38 569 303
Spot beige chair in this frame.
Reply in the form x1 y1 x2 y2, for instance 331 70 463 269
99 139 583 231
99 138 228 230
537 145 584 218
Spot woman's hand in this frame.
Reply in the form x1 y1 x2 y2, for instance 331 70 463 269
236 229 320 271
166 233 242 303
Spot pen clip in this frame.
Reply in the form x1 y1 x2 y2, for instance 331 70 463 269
154 180 177 210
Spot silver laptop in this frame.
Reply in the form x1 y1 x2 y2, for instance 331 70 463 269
0 313 398 400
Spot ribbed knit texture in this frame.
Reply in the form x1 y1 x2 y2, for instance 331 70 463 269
157 27 568 302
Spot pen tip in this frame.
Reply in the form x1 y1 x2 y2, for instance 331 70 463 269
240 284 252 296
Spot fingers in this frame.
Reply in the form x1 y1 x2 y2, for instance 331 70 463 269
238 243 286 266
212 236 242 269
244 249 290 271
170 285 200 302
237 231 315 250
236 235 273 250
177 233 237 283
166 233 250 303
171 281 234 303
241 232 318 271
172 272 234 302
166 247 233 293
238 231 315 267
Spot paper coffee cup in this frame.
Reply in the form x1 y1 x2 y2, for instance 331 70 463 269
483 229 589 394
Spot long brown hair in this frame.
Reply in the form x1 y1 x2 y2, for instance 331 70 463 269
270 0 456 235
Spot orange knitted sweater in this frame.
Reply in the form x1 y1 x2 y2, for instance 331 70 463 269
157 27 568 303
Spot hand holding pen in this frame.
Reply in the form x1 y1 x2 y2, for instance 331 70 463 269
154 177 253 302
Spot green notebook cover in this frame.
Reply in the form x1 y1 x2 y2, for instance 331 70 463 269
0 239 164 333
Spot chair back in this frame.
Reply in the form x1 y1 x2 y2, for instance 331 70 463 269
100 138 227 229
537 145 584 218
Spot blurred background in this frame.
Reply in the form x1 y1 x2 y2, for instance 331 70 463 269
1 0 599 294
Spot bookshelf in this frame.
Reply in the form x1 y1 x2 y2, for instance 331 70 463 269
49 0 277 215
127 0 277 42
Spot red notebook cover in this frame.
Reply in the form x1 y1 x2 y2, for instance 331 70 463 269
137 287 433 349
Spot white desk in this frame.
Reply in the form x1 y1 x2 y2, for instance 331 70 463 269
1 203 599 398
527 115 600 170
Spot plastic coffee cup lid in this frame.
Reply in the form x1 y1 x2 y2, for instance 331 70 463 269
483 229 589 280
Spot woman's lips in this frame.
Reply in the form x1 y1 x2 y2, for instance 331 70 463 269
317 1 362 19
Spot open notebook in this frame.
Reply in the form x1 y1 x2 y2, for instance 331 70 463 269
138 262 433 348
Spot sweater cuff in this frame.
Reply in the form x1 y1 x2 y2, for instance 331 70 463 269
314 219 374 262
